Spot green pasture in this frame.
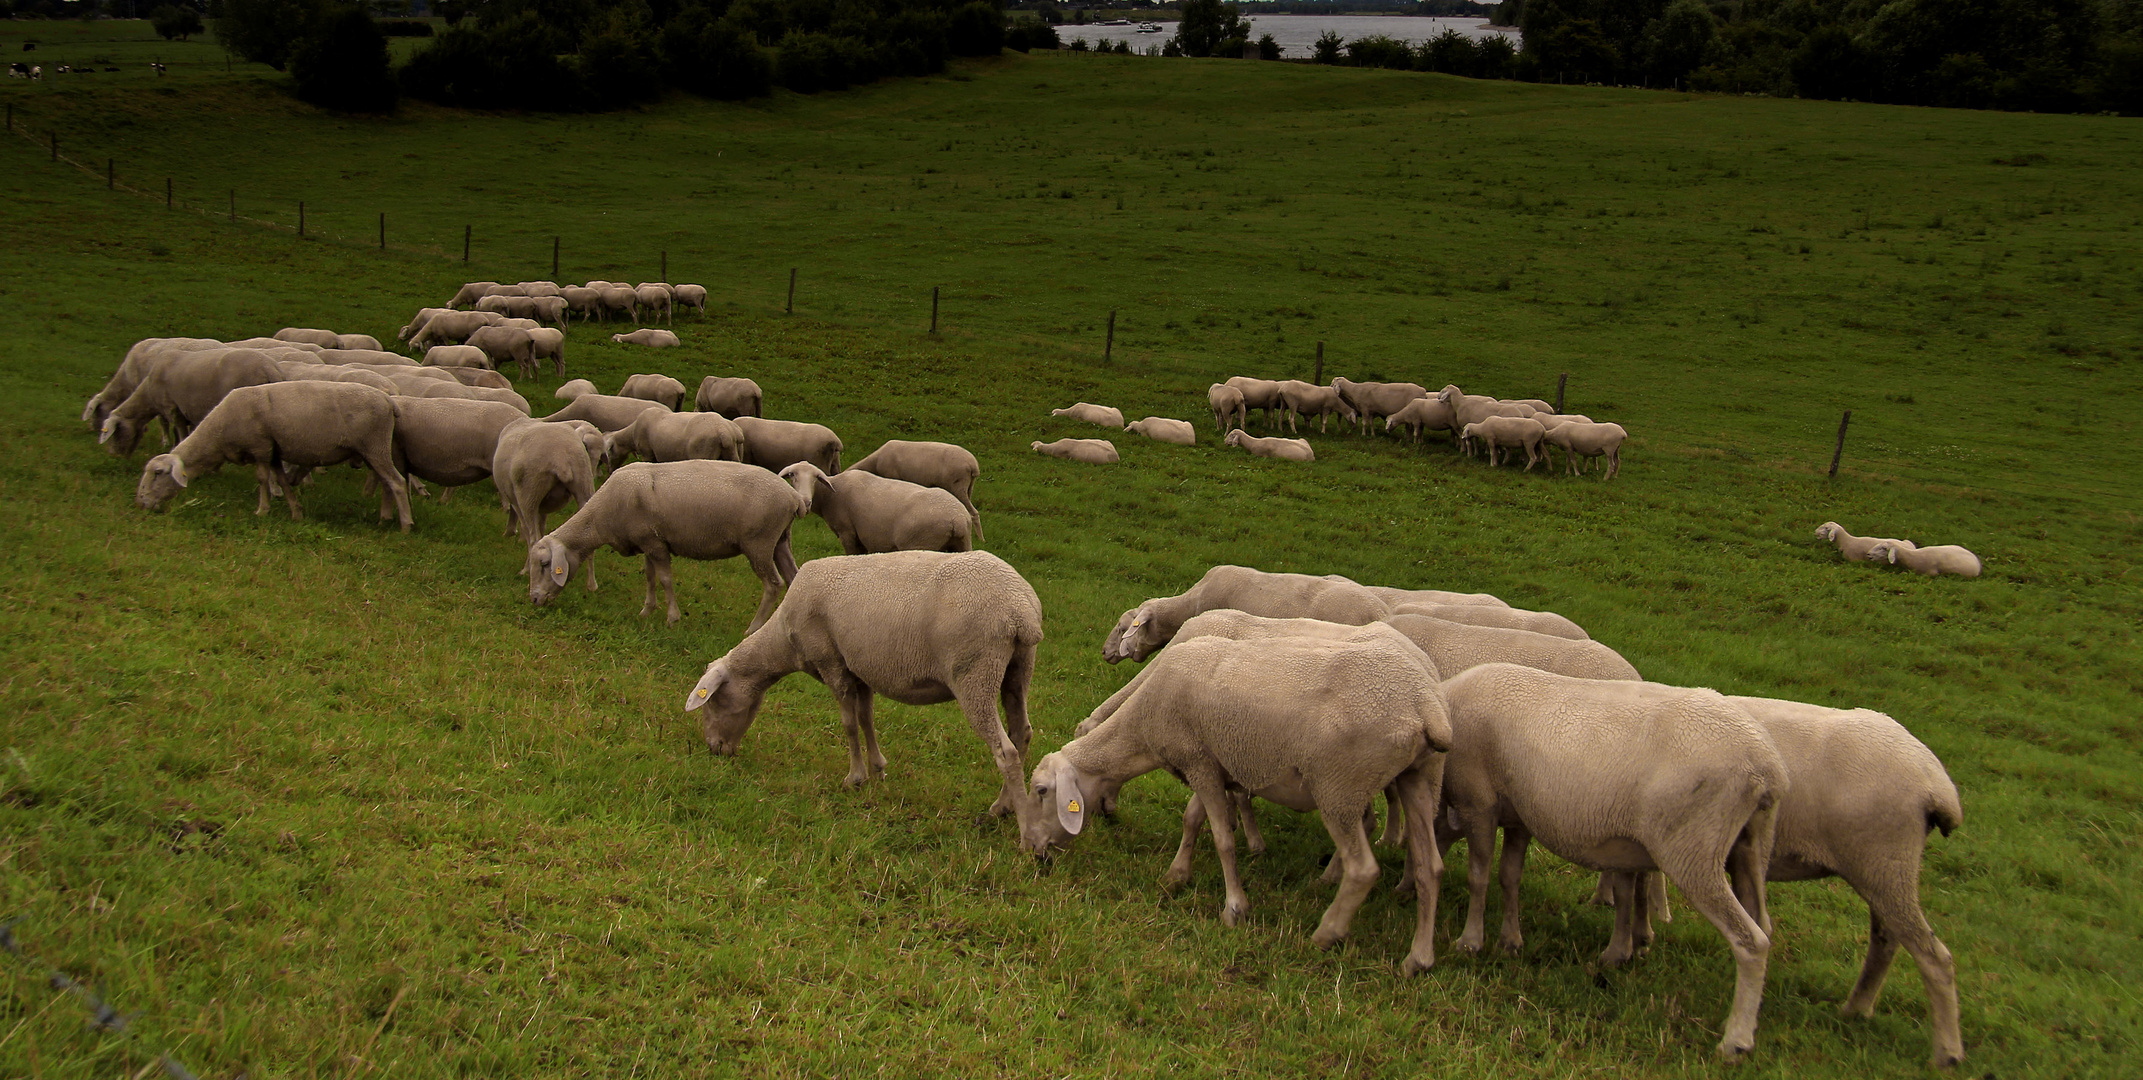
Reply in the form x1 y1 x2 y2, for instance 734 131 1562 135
1 24 2139 1078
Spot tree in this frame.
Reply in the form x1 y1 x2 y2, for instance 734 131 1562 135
151 3 204 40
656 6 773 99
215 0 325 69
1172 0 1246 58
1256 31 1279 60
1641 0 1713 85
945 0 1003 56
289 5 395 110
1312 28 1343 64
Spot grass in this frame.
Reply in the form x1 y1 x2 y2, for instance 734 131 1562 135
2 20 2140 1079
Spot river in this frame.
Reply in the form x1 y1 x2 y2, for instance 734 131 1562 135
1054 14 1517 58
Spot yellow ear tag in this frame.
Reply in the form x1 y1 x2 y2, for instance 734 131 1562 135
552 565 567 582
1066 799 1081 814
694 688 709 699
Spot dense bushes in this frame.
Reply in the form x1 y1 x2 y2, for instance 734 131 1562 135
1314 28 1518 78
289 5 396 111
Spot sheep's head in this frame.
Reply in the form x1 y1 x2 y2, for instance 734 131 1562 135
526 537 581 605
778 462 828 513
1103 605 1168 664
1030 440 1046 453
1438 385 1462 404
1815 522 1841 542
1224 429 1244 448
135 454 188 510
1866 542 1893 564
1460 423 1480 439
100 414 143 457
1022 751 1095 859
682 658 768 756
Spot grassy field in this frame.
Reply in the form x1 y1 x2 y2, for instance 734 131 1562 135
2 19 2140 1079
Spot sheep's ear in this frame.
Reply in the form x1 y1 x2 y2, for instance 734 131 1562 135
1129 607 1149 629
683 665 724 712
169 459 189 488
547 539 570 585
98 418 118 444
1055 763 1087 836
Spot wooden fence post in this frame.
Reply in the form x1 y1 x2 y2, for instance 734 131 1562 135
298 201 305 238
1555 372 1568 414
930 286 939 334
786 268 796 315
1314 341 1324 385
463 225 471 263
379 212 385 250
1828 410 1852 479
1105 310 1116 361
552 237 559 279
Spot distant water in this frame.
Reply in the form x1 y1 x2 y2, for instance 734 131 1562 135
1056 14 1517 59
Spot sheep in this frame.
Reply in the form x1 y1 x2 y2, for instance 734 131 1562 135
1224 376 1285 428
1460 416 1548 469
1506 398 1556 414
1437 663 1788 1060
1325 578 1510 609
1051 402 1125 428
517 280 562 297
276 361 398 394
83 337 221 429
847 439 983 541
633 284 673 325
424 344 492 370
554 378 596 401
544 393 670 433
1385 396 1456 444
598 286 638 322
612 328 679 348
386 397 530 500
409 310 502 348
560 286 601 322
1870 542 1982 578
674 283 709 314
336 334 384 351
527 327 566 377
781 462 973 556
1024 634 1450 972
619 373 688 410
1125 416 1197 445
273 327 341 348
100 348 286 457
447 282 501 309
1389 602 1589 640
1207 383 1247 434
1031 438 1118 464
224 337 323 353
1815 523 1917 563
1540 421 1628 479
399 308 450 342
350 362 455 384
492 417 598 554
465 325 538 379
695 376 763 418
1276 379 1357 434
441 367 514 391
679 550 1046 842
408 380 532 415
1332 378 1429 435
1438 385 1532 443
733 416 843 474
603 410 745 468
529 459 805 629
1721 696 1966 1068
1103 565 1390 664
1382 613 1639 682
477 295 550 322
1223 429 1314 462
135 381 411 531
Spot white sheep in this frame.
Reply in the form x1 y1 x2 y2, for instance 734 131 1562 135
1871 542 1982 578
1460 416 1547 469
673 283 709 314
528 459 805 629
1437 384 1530 442
680 550 1047 840
618 373 688 410
1383 613 1638 681
1331 378 1428 435
603 410 744 468
493 417 598 554
100 347 287 456
1125 416 1197 445
695 376 763 418
1207 383 1246 433
447 282 501 309
1541 421 1628 478
1224 376 1286 428
135 382 411 530
1031 438 1118 463
1389 601 1588 640
423 344 492 370
273 327 342 348
780 462 973 555
554 378 596 401
1438 663 1788 1060
1276 379 1357 434
1103 565 1390 663
1051 402 1125 428
543 393 669 433
733 416 843 474
1333 580 1509 609
1385 396 1455 444
527 327 566 377
1026 634 1450 972
1814 522 1912 562
1223 428 1314 461
387 397 531 501
611 328 679 347
847 439 982 541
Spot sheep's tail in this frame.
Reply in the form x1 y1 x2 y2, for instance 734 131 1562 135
1926 774 1964 838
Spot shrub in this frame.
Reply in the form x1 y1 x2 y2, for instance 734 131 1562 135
376 18 432 36
1006 21 1060 52
399 18 585 109
775 30 880 92
150 4 204 41
945 1 1003 57
1257 32 1279 60
1312 29 1342 65
214 0 324 70
290 6 395 111
658 7 774 99
580 27 662 108
1346 34 1413 70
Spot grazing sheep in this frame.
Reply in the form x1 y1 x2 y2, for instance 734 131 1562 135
1438 385 1532 443
1125 416 1197 445
465 325 538 379
1207 383 1247 434
100 348 286 457
277 362 398 394
492 417 598 553
733 416 843 474
1870 542 1982 578
135 382 411 530
336 334 384 351
1277 379 1358 434
1507 398 1556 414
1025 634 1450 972
83 337 221 430
387 397 530 499
612 328 679 348
1224 428 1314 462
1103 565 1390 664
544 393 670 433
1383 613 1639 682
409 380 532 415
603 410 745 468
1530 411 1593 431
400 308 450 342
440 367 514 390
619 373 689 410
674 283 708 314
695 375 763 418
1723 696 1965 1068
1390 602 1588 640
1438 663 1787 1060
409 310 503 349
424 344 492 369
1460 416 1548 469
554 378 596 401
679 550 1046 840
319 349 421 369
527 327 566 377
1332 378 1429 435
273 327 341 348
781 462 973 555
1224 376 1285 428
598 286 638 322
1815 523 1917 563
1385 396 1456 444
633 284 673 325
447 282 501 309
1051 402 1125 428
847 439 982 541
1541 421 1628 479
560 286 601 322
529 459 804 629
517 280 561 298
1031 438 1118 464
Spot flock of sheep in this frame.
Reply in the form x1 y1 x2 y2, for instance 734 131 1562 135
1032 377 1631 474
80 287 1968 1068
1817 522 1985 578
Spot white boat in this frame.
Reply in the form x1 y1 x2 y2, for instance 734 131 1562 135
1100 18 1131 25
1136 21 1161 32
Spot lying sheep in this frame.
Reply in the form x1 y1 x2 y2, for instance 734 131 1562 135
1026 634 1450 972
1277 379 1357 434
1382 613 1639 682
1390 602 1588 640
1332 378 1428 435
674 283 708 314
1104 565 1390 663
847 439 982 541
423 344 492 370
612 328 679 348
1386 396 1455 444
1125 416 1197 445
733 416 842 474
781 462 972 556
1051 402 1124 428
554 378 596 401
1031 438 1118 463
696 376 763 418
493 417 598 553
387 397 530 500
530 459 804 629
1224 376 1285 428
619 373 688 410
1335 580 1509 609
1461 416 1548 469
1207 383 1246 433
1870 542 1982 578
1224 429 1314 462
1439 663 1787 1060
135 382 411 530
1815 523 1916 563
604 409 745 468
101 348 286 457
544 393 670 433
680 550 1046 839
1541 421 1628 479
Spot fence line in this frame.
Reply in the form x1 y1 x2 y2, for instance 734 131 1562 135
2 919 201 1079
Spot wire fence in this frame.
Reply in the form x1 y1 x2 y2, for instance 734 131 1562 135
2 919 202 1079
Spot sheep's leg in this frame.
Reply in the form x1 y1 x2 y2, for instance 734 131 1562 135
1651 870 1673 923
1378 784 1405 846
743 545 787 634
1309 798 1379 949
358 447 412 532
1850 873 1964 1067
1590 873 1616 907
252 464 276 515
1189 772 1250 928
1496 822 1530 953
833 685 879 788
1455 813 1498 955
277 464 306 520
1659 847 1772 1061
1603 872 1638 966
997 642 1035 758
1392 764 1445 975
956 680 1022 821
1237 792 1267 857
1607 446 1622 480
1163 794 1206 887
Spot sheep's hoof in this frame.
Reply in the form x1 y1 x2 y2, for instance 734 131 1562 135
1929 1050 1965 1070
1245 839 1267 857
1454 931 1485 955
1159 864 1192 889
1310 926 1346 950
1714 1037 1753 1063
1220 899 1248 927
842 773 868 789
1399 952 1436 977
1393 877 1417 898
